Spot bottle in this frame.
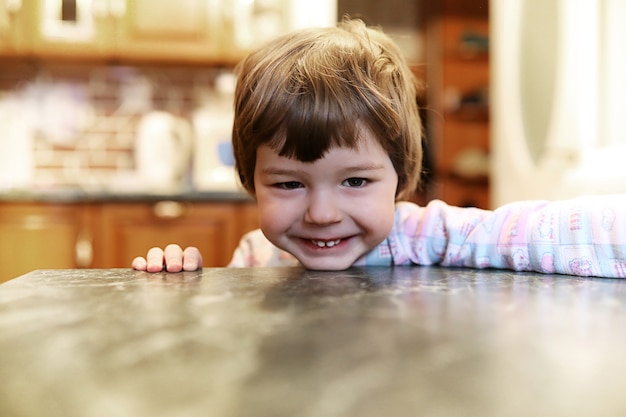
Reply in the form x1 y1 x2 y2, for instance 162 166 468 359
191 72 239 191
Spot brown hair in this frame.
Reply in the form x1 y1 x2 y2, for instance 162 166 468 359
232 18 423 200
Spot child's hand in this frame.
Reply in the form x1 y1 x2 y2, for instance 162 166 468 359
131 244 203 272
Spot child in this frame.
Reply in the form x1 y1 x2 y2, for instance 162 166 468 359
132 19 626 278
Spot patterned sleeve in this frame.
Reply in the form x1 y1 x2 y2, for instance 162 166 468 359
380 195 626 278
227 229 299 268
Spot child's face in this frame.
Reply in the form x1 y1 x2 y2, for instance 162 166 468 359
254 130 398 270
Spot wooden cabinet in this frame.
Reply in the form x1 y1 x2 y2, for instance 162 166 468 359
110 0 227 63
0 0 113 58
0 199 258 283
25 0 113 59
424 0 490 209
0 0 29 55
0 202 96 283
97 200 258 268
1 0 239 64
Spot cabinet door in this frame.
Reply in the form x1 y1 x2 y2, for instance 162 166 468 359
97 201 258 269
424 0 491 209
0 0 29 55
111 0 224 63
432 177 490 209
0 203 95 283
28 0 113 58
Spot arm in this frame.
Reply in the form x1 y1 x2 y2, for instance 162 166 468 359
389 195 626 278
132 244 203 272
227 229 299 267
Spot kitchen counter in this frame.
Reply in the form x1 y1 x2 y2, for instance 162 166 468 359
0 187 252 203
2 267 626 417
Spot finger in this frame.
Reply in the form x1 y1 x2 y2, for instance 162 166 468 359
182 246 203 271
164 244 184 273
146 247 165 272
131 256 147 271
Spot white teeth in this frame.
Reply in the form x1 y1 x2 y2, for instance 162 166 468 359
311 239 341 248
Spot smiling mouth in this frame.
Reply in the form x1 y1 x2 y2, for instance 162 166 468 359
311 239 342 248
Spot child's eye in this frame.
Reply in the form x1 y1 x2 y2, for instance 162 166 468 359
342 178 368 187
275 181 304 190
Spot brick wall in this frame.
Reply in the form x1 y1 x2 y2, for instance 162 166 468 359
0 60 229 190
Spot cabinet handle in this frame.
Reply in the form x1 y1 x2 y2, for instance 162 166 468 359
153 201 187 219
75 234 93 268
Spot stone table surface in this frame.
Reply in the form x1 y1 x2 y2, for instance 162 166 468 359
2 267 626 417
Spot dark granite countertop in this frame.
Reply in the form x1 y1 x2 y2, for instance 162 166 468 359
2 267 626 417
0 187 252 203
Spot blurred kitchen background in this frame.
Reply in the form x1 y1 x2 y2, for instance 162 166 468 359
491 0 626 206
1 0 623 281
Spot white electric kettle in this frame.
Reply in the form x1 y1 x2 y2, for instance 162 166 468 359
135 111 193 191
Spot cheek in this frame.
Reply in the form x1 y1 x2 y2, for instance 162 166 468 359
255 193 296 236
257 206 280 235
376 199 397 230
355 189 396 236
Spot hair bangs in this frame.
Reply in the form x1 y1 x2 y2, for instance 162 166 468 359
264 48 380 162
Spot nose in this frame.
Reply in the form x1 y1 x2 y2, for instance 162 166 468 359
304 191 343 225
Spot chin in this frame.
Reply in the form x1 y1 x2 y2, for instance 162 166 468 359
297 257 356 271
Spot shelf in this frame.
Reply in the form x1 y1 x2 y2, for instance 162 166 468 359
446 104 489 122
444 50 489 63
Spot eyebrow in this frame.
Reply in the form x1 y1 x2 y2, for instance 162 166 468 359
260 163 386 176
339 163 387 174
